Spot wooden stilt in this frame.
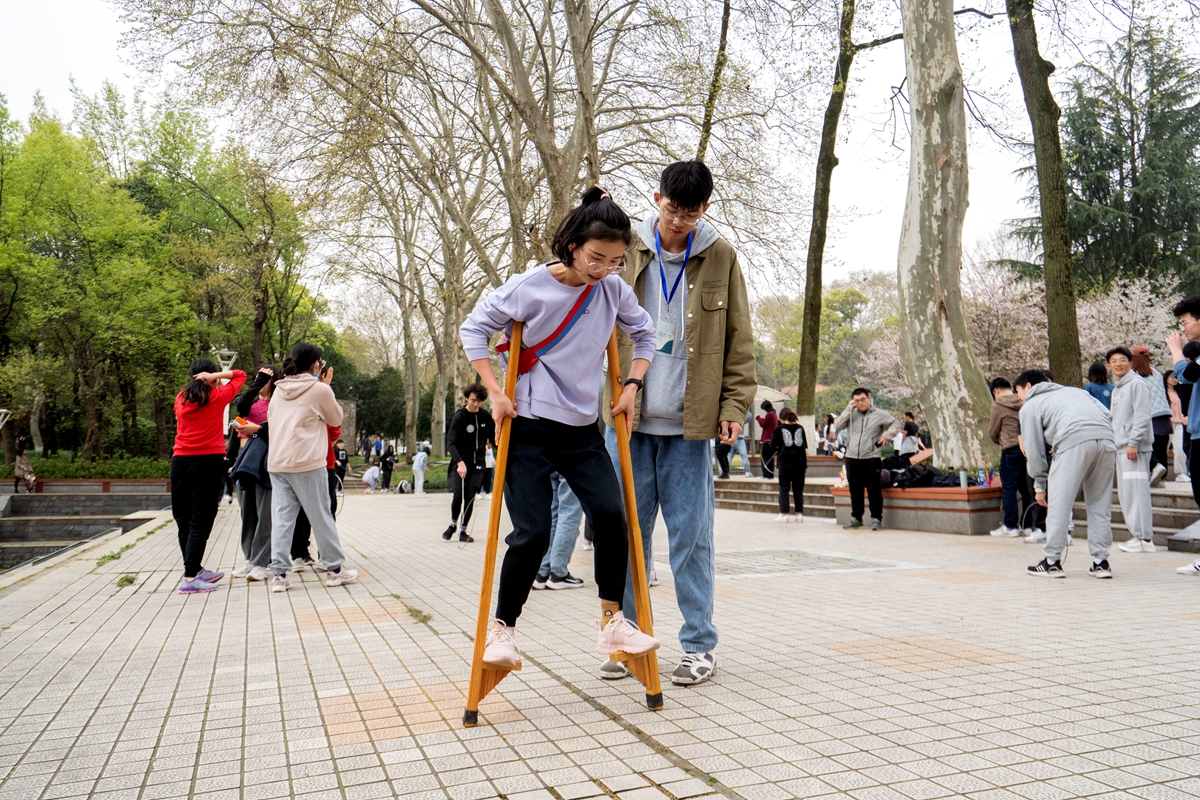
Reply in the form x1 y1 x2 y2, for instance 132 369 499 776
605 330 664 711
463 323 523 728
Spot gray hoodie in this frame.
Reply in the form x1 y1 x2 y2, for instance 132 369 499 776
834 401 902 460
1111 372 1153 452
636 215 721 436
1019 382 1114 492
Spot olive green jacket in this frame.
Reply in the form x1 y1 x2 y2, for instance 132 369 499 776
602 231 756 440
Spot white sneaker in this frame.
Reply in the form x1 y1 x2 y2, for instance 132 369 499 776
1177 559 1200 575
483 620 519 668
270 574 289 593
247 566 268 581
232 564 253 579
1118 538 1152 553
1142 539 1157 552
1150 464 1168 487
1175 474 1191 483
990 526 1021 538
774 514 788 523
596 611 660 655
648 568 659 587
290 557 307 572
791 514 802 523
325 568 359 587
1024 529 1048 543
582 540 594 551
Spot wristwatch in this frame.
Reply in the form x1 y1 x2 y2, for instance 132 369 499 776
623 378 644 392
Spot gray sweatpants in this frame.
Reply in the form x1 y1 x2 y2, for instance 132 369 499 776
270 468 346 574
237 483 273 567
1044 439 1116 562
1116 450 1153 542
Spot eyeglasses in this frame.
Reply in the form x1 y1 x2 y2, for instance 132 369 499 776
658 205 703 228
577 253 626 274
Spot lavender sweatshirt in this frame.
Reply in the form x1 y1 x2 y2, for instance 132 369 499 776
460 265 656 427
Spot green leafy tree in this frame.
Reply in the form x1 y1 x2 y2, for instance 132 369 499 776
1060 24 1200 292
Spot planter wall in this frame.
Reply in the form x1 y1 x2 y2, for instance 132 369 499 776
34 479 171 494
830 485 1002 535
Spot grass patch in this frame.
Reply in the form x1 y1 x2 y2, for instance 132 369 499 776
96 543 135 566
406 605 432 624
0 452 170 479
116 574 137 588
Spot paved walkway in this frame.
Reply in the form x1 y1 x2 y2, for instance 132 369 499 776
2 491 1200 800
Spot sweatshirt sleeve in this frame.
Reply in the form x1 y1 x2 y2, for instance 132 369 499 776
315 384 344 427
235 370 271 416
615 280 656 363
446 411 463 462
770 426 782 450
987 404 1003 445
1130 380 1153 449
212 370 247 407
1020 404 1050 492
460 279 522 362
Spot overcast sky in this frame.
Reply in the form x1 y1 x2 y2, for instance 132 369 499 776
0 0 1041 288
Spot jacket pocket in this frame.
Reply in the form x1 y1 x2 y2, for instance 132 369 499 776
700 292 727 354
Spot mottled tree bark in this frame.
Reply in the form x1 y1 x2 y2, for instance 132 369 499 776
896 0 996 468
1006 0 1081 386
696 0 732 163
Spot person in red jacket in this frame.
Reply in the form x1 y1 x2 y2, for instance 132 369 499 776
172 358 246 594
756 400 779 479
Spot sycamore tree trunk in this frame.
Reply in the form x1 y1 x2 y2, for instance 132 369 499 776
1006 0 1081 386
696 0 732 162
798 0 860 451
896 0 996 469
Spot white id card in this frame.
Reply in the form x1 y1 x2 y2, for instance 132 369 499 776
655 318 676 354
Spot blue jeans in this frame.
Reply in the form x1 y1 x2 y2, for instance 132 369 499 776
999 447 1033 530
732 437 749 474
606 428 718 653
540 473 584 577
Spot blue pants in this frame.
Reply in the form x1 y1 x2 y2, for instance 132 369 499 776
999 446 1034 530
541 474 584 577
606 428 718 654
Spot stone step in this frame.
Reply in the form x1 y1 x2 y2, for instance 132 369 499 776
0 516 141 542
1071 500 1200 531
714 499 836 517
715 488 835 506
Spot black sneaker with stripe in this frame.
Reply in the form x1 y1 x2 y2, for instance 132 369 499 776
1089 559 1113 579
1027 558 1065 578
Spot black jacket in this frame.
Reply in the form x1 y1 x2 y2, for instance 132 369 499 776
770 423 808 474
447 408 495 471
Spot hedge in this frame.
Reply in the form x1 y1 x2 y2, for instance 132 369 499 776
0 452 172 479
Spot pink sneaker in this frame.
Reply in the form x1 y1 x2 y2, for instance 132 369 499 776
596 611 660 655
483 620 520 668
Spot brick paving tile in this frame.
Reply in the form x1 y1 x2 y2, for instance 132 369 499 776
2 498 1200 800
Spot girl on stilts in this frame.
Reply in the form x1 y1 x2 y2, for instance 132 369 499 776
460 186 660 666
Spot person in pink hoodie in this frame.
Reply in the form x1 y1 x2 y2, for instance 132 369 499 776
266 342 357 593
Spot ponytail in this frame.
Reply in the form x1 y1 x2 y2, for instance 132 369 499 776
550 185 632 265
179 357 219 407
282 342 323 376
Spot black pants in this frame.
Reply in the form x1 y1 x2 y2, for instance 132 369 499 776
714 443 731 477
292 469 338 560
999 447 1035 530
1150 431 1170 473
778 463 806 514
381 467 393 491
495 417 628 626
845 457 883 522
760 440 775 479
449 469 484 528
170 454 226 577
482 467 494 494
1190 438 1200 509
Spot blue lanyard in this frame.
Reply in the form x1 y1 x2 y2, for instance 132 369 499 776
655 228 692 308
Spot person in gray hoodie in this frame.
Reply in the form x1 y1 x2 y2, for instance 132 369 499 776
1015 369 1116 578
1108 348 1157 553
835 388 902 530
